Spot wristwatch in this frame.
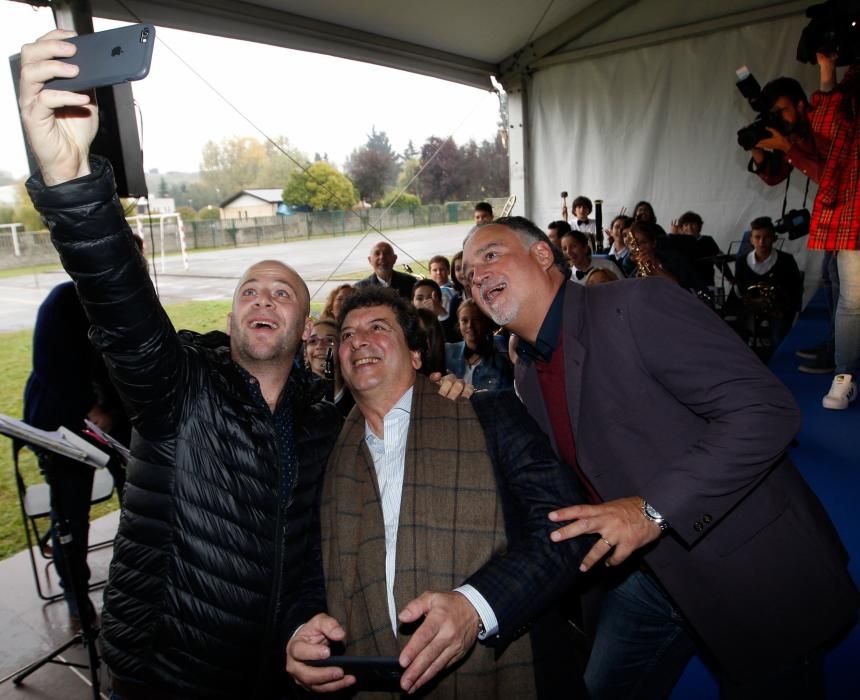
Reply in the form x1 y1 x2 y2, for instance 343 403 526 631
641 498 669 532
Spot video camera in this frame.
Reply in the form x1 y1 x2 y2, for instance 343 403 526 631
735 67 781 150
797 0 860 66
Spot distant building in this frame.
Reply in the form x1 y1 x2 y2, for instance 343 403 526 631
137 197 176 216
220 189 284 220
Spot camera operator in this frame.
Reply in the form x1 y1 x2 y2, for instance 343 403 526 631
748 53 859 410
747 77 821 183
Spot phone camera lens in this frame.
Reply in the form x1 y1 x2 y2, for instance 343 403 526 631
140 28 150 43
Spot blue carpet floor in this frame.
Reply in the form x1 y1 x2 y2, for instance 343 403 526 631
670 291 859 699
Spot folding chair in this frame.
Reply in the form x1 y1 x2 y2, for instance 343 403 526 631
12 440 116 602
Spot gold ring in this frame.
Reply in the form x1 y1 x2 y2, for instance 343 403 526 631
601 537 614 548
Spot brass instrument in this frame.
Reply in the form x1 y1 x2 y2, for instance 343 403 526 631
561 191 569 222
625 229 655 277
742 282 780 316
500 194 517 217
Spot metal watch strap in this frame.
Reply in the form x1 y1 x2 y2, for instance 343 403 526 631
641 497 669 532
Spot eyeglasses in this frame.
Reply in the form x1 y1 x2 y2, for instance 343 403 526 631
307 335 335 347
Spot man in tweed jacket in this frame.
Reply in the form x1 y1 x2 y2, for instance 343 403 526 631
287 287 591 698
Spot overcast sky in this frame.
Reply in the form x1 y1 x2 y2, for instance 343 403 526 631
1 1 501 179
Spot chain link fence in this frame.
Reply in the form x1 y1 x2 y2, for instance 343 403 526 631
0 197 507 270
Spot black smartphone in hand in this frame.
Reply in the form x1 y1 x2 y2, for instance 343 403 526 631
306 655 403 683
45 23 155 92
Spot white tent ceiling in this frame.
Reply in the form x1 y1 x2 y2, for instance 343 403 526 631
44 0 809 91
14 0 821 277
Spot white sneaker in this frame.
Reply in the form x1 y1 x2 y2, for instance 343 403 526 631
822 373 857 410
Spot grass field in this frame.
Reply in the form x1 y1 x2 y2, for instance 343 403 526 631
0 298 235 561
0 262 430 560
0 263 62 280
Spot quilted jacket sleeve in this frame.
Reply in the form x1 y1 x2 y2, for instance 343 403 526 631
27 156 184 441
466 390 594 647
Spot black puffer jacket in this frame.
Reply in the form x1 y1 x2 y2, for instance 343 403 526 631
28 158 337 698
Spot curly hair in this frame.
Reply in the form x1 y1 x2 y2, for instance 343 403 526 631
337 286 427 356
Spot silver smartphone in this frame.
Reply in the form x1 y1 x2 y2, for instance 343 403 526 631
44 23 155 92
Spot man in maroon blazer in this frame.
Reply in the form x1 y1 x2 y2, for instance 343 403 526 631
462 216 857 699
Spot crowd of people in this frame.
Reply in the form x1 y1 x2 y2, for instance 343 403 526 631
305 191 808 398
15 26 859 700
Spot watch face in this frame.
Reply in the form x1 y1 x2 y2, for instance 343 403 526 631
644 503 661 520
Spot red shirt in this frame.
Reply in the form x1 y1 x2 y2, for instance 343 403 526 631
754 66 860 251
535 334 601 504
807 65 860 250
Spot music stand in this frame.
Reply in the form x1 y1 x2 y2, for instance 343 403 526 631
0 416 108 699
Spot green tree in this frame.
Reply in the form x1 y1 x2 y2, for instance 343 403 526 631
176 206 197 222
367 127 396 158
198 206 221 221
200 135 308 200
477 132 509 198
397 158 422 198
15 201 44 231
345 127 400 202
377 189 420 210
417 136 464 203
458 139 482 200
167 181 221 210
403 139 418 161
258 136 309 189
200 136 267 197
2 181 44 231
283 163 357 211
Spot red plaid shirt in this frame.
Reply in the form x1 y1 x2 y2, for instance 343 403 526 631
754 66 860 251
807 65 860 250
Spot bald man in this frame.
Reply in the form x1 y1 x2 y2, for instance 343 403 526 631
355 241 417 299
19 31 339 699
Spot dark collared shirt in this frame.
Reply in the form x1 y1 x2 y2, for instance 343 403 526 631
236 364 297 507
516 282 567 364
516 283 600 502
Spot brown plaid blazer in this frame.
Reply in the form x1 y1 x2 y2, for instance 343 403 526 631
320 375 591 698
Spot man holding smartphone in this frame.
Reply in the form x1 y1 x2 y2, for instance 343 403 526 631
19 30 341 700
286 287 591 698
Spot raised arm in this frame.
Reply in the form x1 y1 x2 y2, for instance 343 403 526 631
18 30 97 185
21 31 184 440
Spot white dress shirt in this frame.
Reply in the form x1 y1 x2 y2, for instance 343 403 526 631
571 256 624 285
573 218 597 236
608 243 630 261
747 249 778 275
364 385 498 638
